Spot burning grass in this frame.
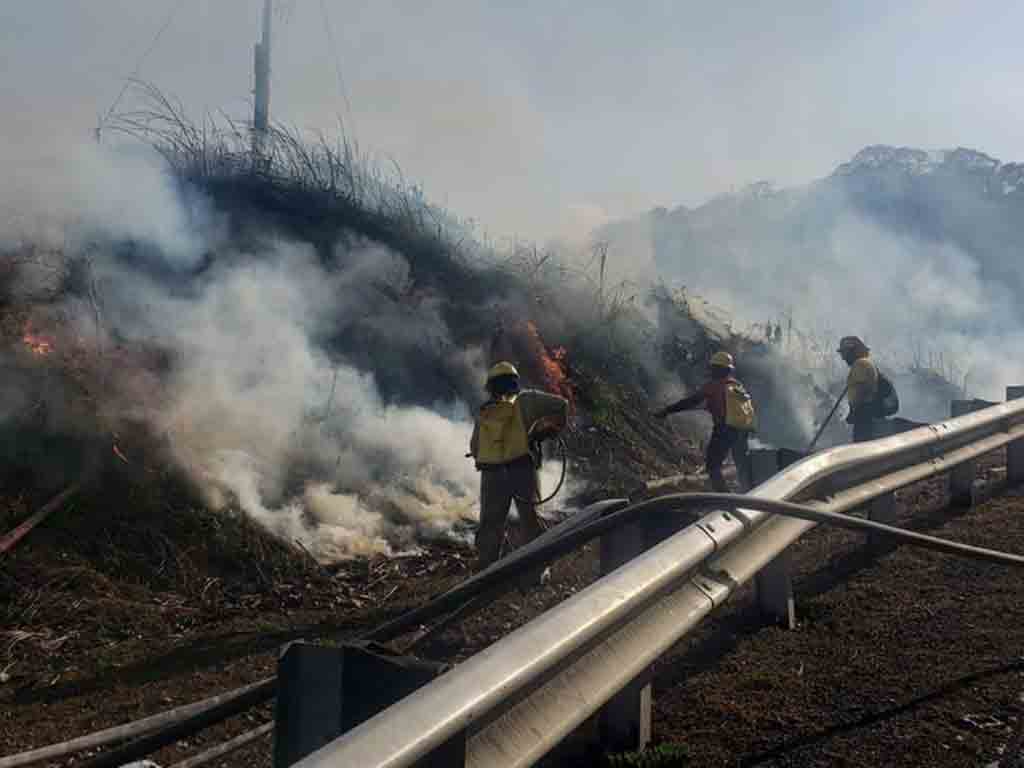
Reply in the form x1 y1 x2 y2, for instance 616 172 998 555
0 80 798 569
105 80 495 304
21 322 54 356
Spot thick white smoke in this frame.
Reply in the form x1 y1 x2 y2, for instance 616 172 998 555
601 174 1024 425
2 140 575 561
105 233 573 560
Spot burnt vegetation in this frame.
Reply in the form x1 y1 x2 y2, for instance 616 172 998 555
1 84 1000 768
0 81 702 622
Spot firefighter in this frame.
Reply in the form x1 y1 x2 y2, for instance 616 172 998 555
469 361 569 572
838 336 880 442
654 351 756 492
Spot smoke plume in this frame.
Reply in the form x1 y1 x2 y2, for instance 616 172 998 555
1 139 575 560
600 150 1024 432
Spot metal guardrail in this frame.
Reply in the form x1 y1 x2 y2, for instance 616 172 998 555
296 391 1024 768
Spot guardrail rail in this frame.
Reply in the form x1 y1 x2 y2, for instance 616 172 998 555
294 387 1024 768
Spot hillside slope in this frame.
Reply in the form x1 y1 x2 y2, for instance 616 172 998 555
600 145 1024 404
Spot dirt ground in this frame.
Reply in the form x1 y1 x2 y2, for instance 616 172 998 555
3 456 1024 768
648 459 1024 768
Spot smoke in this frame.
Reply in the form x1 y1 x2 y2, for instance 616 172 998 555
95 237 542 560
599 161 1024 429
21 129 1024 562
1 138 585 560
1 139 209 264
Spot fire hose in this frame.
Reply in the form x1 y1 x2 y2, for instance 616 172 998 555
465 419 570 507
10 490 1024 768
1 483 83 557
514 433 568 506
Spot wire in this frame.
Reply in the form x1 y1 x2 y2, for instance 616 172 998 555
511 436 568 506
318 0 358 136
168 722 273 768
97 0 189 137
10 487 1024 767
666 492 1024 570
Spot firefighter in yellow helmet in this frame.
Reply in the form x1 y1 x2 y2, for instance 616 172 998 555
654 351 756 492
469 361 569 571
838 336 879 442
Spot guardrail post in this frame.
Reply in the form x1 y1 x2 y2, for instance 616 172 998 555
750 450 796 629
866 492 897 554
274 642 342 767
949 399 990 506
597 522 651 753
1008 387 1024 486
274 641 461 767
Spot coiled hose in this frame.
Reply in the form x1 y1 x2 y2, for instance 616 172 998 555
512 434 569 506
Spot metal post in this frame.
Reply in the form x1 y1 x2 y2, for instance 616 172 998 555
866 492 897 554
596 523 651 753
274 643 343 768
274 642 460 768
1009 387 1024 486
750 450 796 629
252 0 272 157
949 400 975 506
949 400 991 506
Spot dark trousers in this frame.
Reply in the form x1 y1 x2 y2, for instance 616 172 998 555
852 418 876 443
475 457 543 571
706 425 752 492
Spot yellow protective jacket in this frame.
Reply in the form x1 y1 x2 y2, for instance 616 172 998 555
847 355 879 410
470 389 568 467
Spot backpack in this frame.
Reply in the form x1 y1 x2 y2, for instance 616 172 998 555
874 372 900 418
475 396 530 465
724 380 757 431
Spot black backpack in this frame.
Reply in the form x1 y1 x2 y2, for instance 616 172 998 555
874 372 900 417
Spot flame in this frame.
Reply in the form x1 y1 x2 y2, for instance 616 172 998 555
488 318 576 417
21 323 54 356
523 321 575 417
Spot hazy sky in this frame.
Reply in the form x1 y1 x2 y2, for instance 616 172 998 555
4 1 1024 242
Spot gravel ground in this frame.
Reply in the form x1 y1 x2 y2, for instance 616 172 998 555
3 460 1023 768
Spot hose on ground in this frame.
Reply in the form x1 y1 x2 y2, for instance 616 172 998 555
0 679 274 768
167 722 273 768
11 487 1024 768
75 678 276 768
95 490 1024 767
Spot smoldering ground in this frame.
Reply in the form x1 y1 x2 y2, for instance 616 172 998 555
1 140 583 560
601 152 1024 432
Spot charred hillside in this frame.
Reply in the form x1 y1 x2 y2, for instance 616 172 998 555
3 100 978 575
2 90 722 571
600 145 1024 406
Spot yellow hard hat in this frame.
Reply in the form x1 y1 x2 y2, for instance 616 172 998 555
486 361 520 383
838 336 869 354
710 351 735 369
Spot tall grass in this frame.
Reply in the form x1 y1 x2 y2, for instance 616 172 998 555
106 81 664 393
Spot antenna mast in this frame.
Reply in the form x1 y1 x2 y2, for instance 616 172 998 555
252 0 272 156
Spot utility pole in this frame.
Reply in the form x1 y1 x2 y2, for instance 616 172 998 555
252 0 272 158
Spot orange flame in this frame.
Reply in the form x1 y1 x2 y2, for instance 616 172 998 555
523 321 575 417
489 318 576 417
22 323 54 356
